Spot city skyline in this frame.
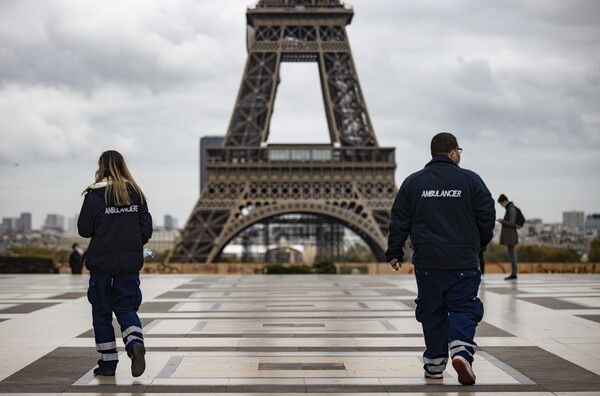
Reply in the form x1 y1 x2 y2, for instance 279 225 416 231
2 209 597 233
0 0 599 229
1 211 178 232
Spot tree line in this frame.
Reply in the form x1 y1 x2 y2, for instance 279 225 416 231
485 239 600 263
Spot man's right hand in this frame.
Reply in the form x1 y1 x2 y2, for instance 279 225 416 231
389 258 402 272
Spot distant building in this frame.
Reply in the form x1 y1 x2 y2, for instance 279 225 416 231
145 229 180 253
200 136 224 192
18 212 32 233
43 214 65 232
67 215 78 234
1 217 17 232
585 214 600 231
563 211 585 231
164 215 178 231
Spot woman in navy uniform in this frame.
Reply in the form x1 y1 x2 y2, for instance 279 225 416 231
78 150 153 377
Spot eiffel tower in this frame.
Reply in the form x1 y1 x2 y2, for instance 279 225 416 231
168 0 397 264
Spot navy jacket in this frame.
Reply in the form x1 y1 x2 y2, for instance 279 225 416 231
78 183 153 274
386 156 495 269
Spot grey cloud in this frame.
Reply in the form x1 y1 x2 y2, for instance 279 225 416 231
451 58 498 94
0 0 244 92
0 0 598 227
352 1 600 153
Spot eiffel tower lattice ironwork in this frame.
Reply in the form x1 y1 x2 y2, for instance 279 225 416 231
168 0 397 264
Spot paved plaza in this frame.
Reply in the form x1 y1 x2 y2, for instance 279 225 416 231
0 273 599 395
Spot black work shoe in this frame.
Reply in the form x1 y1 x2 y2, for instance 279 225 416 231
131 343 146 377
93 367 115 376
452 355 476 385
504 275 518 280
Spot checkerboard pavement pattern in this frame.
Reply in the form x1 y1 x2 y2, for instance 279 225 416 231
1 273 600 395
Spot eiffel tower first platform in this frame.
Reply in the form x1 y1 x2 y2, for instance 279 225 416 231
168 0 397 264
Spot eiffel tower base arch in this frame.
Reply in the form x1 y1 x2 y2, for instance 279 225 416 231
168 146 397 264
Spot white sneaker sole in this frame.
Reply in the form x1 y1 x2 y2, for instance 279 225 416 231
424 371 443 379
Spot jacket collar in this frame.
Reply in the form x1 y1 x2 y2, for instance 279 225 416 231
87 178 110 190
425 155 458 168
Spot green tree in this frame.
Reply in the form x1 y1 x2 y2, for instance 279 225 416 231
483 243 509 262
341 243 375 262
11 247 62 265
516 245 581 262
554 248 581 263
588 239 600 262
313 259 337 274
486 243 582 263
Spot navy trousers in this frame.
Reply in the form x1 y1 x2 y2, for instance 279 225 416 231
87 272 144 371
414 268 483 376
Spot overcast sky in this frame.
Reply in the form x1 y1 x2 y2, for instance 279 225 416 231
1 0 599 231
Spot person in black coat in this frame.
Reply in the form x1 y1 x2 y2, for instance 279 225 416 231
69 243 83 274
497 194 519 280
386 132 495 385
78 150 152 377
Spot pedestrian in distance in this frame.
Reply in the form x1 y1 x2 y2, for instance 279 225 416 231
497 194 519 280
386 132 495 385
69 243 84 274
78 150 153 377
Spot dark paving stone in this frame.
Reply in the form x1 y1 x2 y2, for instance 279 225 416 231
227 385 306 393
375 288 415 296
0 302 58 314
265 304 314 307
384 384 545 393
484 287 523 295
518 297 591 310
155 291 195 298
49 292 87 299
141 332 422 338
259 362 303 370
139 301 178 313
259 362 345 370
578 314 600 323
175 283 209 290
477 321 514 337
0 347 97 393
302 362 345 370
360 282 397 287
267 291 307 294
67 384 150 393
263 323 325 327
483 346 600 392
308 384 388 393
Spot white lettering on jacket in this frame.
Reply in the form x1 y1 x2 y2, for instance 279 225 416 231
421 190 462 198
105 205 139 215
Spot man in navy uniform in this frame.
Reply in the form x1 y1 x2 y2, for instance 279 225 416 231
386 132 495 385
